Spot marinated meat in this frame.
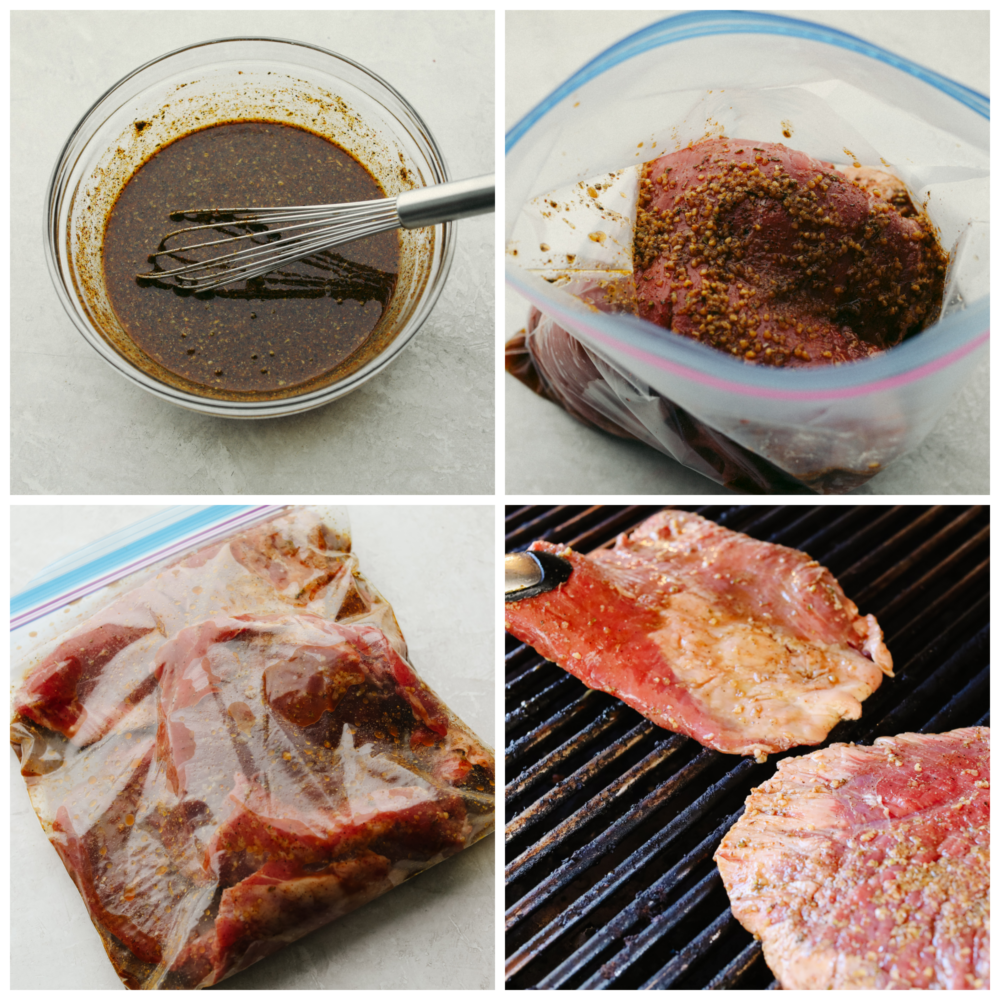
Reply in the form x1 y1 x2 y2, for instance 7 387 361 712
633 138 948 367
11 509 494 989
714 727 990 989
13 509 362 748
14 623 156 740
505 311 838 494
505 139 952 493
504 509 892 758
505 309 635 440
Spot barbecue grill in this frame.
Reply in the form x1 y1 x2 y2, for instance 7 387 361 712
504 505 990 990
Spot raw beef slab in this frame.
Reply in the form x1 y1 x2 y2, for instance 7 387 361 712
633 138 947 366
715 727 989 989
504 509 892 758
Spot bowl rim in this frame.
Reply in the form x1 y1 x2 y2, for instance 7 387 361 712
45 34 455 418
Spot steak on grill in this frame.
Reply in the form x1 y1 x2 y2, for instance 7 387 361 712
504 509 892 758
715 727 990 990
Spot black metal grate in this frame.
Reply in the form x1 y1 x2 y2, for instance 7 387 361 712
504 505 990 990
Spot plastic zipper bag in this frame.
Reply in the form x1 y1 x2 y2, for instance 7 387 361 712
11 506 495 989
505 11 988 494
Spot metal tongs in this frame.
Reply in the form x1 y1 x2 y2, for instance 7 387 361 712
504 551 572 602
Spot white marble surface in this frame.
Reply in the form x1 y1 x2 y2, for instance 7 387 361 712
12 11 495 495
505 11 989 496
11 505 495 989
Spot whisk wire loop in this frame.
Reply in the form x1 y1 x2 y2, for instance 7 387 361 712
140 174 494 292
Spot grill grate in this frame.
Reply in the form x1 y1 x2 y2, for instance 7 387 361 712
505 505 990 989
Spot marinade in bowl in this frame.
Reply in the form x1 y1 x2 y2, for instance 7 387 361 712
47 37 454 418
102 120 400 396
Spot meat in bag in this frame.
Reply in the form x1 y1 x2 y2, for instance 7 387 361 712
10 508 495 988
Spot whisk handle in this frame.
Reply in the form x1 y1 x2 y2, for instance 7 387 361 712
396 174 494 229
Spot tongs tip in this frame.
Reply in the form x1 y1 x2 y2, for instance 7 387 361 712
505 550 572 602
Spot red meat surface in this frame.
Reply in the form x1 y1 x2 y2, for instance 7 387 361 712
12 509 358 750
210 853 393 980
21 613 491 988
505 311 837 494
633 138 948 367
206 771 468 886
152 613 462 803
145 612 484 981
715 727 990 989
228 515 348 604
51 746 167 967
14 624 155 741
504 510 892 758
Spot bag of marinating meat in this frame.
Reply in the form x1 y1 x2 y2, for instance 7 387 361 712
505 11 988 494
10 506 494 989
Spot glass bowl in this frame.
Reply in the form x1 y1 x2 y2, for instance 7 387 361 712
46 36 455 418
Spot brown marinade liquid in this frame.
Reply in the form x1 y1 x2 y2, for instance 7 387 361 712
102 121 399 395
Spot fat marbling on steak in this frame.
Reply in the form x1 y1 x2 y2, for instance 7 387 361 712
715 727 990 989
504 510 893 759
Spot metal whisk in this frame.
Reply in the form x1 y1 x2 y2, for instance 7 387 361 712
140 174 494 292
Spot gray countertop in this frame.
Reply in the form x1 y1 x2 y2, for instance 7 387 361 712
13 12 494 495
505 11 988 496
11 505 495 989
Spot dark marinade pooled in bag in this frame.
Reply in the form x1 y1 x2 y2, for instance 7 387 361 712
11 509 495 989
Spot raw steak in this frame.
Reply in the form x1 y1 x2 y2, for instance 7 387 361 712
633 138 948 366
715 727 990 989
12 509 370 747
504 509 892 758
11 509 494 989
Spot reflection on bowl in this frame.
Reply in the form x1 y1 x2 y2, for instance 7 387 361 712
46 37 455 418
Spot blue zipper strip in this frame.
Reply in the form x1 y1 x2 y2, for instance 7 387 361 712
11 505 282 628
506 10 988 154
